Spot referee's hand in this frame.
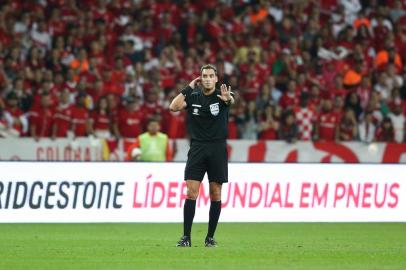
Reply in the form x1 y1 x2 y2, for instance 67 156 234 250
189 77 201 89
217 84 233 102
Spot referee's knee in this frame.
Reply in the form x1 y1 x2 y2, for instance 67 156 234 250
209 190 221 201
187 188 199 200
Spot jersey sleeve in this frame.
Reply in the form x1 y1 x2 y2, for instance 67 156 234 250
181 85 193 97
181 86 193 109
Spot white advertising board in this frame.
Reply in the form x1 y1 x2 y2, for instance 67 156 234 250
0 162 405 222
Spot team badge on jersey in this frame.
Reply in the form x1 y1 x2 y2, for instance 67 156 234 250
209 103 219 116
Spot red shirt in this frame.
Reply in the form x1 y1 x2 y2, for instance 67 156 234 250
259 125 277 140
103 81 124 96
140 103 163 126
4 106 26 135
228 119 238 139
112 69 126 84
279 92 299 110
49 19 66 36
338 120 356 141
177 70 198 83
160 66 176 89
205 21 224 38
242 78 261 101
71 106 89 136
91 110 110 131
162 109 187 139
375 127 395 142
53 104 73 137
118 109 144 138
30 107 54 137
318 112 339 141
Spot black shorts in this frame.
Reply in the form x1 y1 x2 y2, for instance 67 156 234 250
184 140 228 183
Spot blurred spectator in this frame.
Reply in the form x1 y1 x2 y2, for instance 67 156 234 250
345 92 362 120
161 106 187 139
332 75 348 99
126 117 172 162
238 100 259 140
117 96 144 139
375 117 395 142
374 46 403 72
70 48 89 76
0 106 7 137
338 108 358 141
71 93 91 138
356 76 372 110
279 79 299 110
343 57 363 89
278 110 298 143
340 0 362 25
30 20 52 53
267 75 282 105
316 99 340 141
388 101 405 143
256 83 271 112
258 105 279 140
52 88 73 138
374 72 392 101
1 91 27 137
272 48 296 89
390 1 406 23
89 96 113 139
29 92 54 140
140 90 164 128
358 112 376 143
386 63 404 90
294 92 317 141
227 104 239 140
364 92 384 124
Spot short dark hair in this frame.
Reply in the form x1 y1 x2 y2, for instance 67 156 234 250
147 117 160 125
200 64 217 75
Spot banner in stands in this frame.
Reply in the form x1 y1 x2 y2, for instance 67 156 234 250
0 162 405 222
1 138 406 163
0 138 103 161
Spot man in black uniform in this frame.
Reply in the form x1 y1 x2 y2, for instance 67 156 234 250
169 64 234 247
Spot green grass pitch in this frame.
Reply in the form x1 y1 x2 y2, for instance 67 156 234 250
0 223 405 270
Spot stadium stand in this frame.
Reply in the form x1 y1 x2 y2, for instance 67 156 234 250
0 0 405 142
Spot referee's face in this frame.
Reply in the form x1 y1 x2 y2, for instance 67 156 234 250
201 68 218 91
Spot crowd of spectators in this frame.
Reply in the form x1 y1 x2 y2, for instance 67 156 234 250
0 0 405 143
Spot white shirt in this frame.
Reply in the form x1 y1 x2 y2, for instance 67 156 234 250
388 113 405 143
358 121 376 143
340 0 362 24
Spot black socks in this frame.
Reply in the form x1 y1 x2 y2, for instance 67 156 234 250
207 201 221 238
183 199 196 237
184 199 222 239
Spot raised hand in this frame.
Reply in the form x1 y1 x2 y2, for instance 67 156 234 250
189 77 201 89
217 84 232 102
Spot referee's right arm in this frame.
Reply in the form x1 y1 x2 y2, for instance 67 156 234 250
170 77 200 112
169 93 187 112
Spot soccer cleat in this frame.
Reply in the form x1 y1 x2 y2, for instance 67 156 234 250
176 236 191 247
204 237 218 247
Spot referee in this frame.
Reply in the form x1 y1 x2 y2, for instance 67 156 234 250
169 64 234 247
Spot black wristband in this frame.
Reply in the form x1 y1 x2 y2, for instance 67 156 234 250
181 86 192 97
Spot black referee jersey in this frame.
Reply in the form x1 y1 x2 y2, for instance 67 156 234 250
182 85 230 142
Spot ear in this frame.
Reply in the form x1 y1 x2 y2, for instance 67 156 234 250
215 75 218 83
